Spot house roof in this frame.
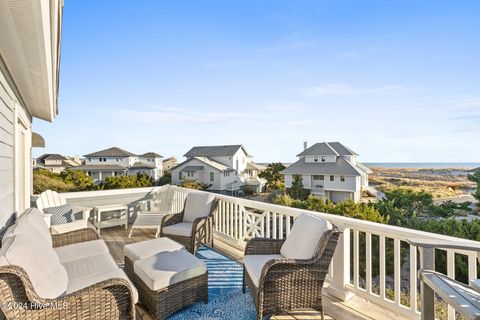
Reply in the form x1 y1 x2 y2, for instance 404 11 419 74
84 147 136 158
356 162 373 174
181 166 204 172
142 152 163 158
71 164 128 171
172 157 233 172
246 162 266 171
297 142 358 157
327 142 358 156
281 157 363 176
131 162 156 169
37 154 67 162
297 143 339 157
184 145 251 157
163 156 177 162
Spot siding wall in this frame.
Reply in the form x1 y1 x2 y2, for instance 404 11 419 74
0 69 16 229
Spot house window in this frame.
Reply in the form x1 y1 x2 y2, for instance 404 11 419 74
313 175 324 181
210 172 214 182
187 172 194 178
88 158 91 162
314 156 319 162
224 171 230 177
178 172 182 180
330 175 334 181
321 156 326 162
340 176 345 182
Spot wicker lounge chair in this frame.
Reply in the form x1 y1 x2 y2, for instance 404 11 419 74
242 213 341 320
159 192 218 253
0 208 137 320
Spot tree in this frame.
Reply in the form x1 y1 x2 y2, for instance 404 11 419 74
258 162 286 191
376 188 433 225
468 169 480 201
287 175 310 200
180 178 210 190
60 170 95 191
100 173 154 190
157 171 171 186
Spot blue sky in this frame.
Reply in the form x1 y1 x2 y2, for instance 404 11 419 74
33 0 480 163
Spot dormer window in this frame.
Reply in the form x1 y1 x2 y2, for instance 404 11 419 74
321 156 326 162
314 156 319 162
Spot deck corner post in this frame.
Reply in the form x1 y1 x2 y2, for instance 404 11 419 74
327 227 354 301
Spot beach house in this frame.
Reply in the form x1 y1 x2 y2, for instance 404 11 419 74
73 147 164 182
34 153 82 173
171 145 266 193
281 142 372 202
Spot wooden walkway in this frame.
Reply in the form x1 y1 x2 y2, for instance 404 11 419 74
100 226 408 320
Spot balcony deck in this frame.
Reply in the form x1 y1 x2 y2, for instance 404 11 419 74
101 226 408 320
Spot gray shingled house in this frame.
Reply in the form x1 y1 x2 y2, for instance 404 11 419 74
281 142 372 203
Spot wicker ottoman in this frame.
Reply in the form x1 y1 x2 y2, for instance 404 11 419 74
124 238 208 320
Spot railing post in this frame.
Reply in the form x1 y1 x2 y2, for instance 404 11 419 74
327 227 354 301
419 247 435 320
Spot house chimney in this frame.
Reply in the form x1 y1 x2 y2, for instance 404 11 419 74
303 141 308 150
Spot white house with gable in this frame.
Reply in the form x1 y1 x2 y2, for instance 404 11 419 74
73 147 164 182
281 142 372 203
171 145 266 193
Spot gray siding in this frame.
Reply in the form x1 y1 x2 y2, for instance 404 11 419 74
0 74 15 229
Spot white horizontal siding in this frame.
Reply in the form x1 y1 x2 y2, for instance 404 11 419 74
0 74 15 229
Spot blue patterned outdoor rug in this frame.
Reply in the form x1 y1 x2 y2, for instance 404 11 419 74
168 246 257 320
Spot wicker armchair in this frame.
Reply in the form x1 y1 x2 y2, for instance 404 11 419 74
160 193 219 253
242 215 341 320
0 209 136 320
0 265 135 320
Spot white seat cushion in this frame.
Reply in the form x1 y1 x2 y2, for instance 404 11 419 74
0 234 68 299
280 213 333 260
183 193 216 222
124 237 184 262
63 252 138 303
55 240 109 263
162 222 193 237
243 254 283 287
134 249 207 291
50 220 95 234
17 208 52 247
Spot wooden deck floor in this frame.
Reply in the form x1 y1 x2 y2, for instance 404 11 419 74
101 226 408 320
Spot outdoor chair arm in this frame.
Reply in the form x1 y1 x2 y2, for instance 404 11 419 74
51 227 99 247
245 238 286 255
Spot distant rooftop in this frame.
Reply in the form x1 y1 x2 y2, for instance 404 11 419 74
84 147 163 158
184 145 251 158
297 142 358 157
281 156 363 176
142 152 163 158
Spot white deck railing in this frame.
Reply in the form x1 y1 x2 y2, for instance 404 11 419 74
60 185 480 320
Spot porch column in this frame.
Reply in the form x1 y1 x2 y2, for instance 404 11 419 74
327 227 354 301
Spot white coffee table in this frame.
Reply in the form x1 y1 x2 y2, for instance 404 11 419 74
93 204 128 235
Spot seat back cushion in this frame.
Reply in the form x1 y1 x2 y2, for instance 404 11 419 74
183 193 216 222
280 213 333 260
2 221 48 247
0 234 68 299
43 203 76 226
16 208 52 247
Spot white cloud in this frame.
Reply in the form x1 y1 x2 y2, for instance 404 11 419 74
302 84 418 97
203 59 253 69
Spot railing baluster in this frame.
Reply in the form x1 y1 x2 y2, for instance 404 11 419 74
353 229 359 289
409 244 417 312
229 202 234 237
243 207 247 239
279 213 284 239
380 235 386 300
272 212 277 239
447 250 455 320
366 232 372 294
286 216 291 236
468 253 477 284
234 204 239 239
266 211 271 238
394 238 401 306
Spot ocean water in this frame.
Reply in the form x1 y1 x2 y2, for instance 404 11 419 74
365 162 480 169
